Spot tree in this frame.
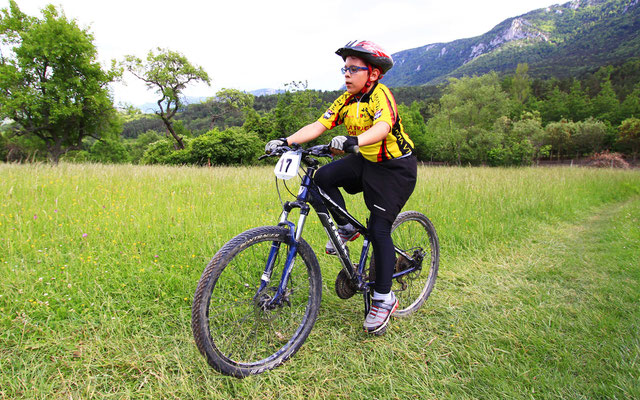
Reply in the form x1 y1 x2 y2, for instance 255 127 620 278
617 118 640 162
566 80 592 122
122 48 210 149
204 88 254 130
0 1 119 162
273 81 324 140
538 86 570 124
511 63 531 104
572 118 608 157
427 73 512 164
620 85 640 120
592 78 620 125
545 120 574 160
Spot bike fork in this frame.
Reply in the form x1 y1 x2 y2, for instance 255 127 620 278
256 209 308 306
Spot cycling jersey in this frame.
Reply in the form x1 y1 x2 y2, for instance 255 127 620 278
317 82 414 163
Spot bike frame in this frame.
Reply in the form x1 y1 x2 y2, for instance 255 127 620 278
257 153 419 314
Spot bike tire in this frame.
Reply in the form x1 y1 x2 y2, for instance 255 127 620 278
371 211 439 316
191 226 322 378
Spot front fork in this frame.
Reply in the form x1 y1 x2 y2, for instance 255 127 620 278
255 203 309 308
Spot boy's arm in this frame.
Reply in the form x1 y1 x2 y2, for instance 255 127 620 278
355 121 391 146
286 121 327 145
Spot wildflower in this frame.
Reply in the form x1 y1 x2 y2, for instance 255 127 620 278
82 233 88 238
34 214 37 220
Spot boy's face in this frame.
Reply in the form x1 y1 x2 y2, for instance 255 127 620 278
343 56 370 95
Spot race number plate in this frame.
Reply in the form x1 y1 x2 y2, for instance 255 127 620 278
274 151 302 180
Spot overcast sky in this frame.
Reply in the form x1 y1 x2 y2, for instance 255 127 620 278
7 0 563 106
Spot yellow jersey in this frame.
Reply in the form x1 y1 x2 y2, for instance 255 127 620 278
317 82 414 162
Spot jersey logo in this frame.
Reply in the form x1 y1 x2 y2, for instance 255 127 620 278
374 110 382 120
323 109 335 119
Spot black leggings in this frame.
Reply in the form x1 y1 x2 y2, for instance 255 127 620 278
315 154 417 294
368 214 395 294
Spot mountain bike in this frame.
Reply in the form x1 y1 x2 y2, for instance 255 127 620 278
191 144 439 378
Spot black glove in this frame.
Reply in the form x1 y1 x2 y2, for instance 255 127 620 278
265 137 288 154
329 135 359 153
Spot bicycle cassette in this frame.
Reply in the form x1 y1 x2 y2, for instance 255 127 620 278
334 269 358 299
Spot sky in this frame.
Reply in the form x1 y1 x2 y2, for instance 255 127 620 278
6 0 564 107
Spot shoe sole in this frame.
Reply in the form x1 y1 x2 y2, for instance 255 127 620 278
365 299 398 335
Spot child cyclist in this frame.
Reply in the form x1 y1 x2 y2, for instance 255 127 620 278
265 40 417 334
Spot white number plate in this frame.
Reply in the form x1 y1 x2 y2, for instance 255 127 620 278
274 151 302 180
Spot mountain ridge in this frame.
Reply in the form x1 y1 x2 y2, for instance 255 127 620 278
383 0 640 87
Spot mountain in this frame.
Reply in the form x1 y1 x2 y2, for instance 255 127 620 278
383 0 640 87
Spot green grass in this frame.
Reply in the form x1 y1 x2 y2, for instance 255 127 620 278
1 162 639 399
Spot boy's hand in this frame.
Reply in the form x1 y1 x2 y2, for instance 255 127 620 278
265 138 288 153
329 136 359 154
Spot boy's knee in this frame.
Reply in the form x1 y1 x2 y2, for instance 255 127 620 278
314 167 331 190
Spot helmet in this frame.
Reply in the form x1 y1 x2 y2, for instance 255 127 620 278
336 40 394 74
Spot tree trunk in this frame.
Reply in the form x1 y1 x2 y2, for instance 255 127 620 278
161 118 184 150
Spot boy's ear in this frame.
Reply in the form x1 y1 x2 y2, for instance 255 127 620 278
370 67 382 81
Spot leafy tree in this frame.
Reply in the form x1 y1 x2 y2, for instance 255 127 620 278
566 80 592 122
571 118 608 157
592 78 620 125
545 120 574 160
122 48 210 149
398 102 433 161
538 86 570 124
273 81 324 140
243 108 276 141
427 73 511 164
204 88 254 130
0 1 119 162
511 64 531 104
620 85 640 119
617 117 640 161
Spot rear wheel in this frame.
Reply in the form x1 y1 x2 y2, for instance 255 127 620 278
370 211 439 316
191 226 322 378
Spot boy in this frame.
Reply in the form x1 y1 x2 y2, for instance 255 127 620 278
265 40 417 334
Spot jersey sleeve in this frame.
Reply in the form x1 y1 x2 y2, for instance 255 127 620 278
317 93 348 130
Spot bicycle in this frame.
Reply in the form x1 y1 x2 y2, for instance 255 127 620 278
191 144 439 378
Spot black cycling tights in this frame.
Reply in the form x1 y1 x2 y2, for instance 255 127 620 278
315 159 396 294
368 213 395 294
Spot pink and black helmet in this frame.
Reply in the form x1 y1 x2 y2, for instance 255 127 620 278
336 40 394 74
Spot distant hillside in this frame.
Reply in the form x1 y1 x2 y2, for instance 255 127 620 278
383 0 640 86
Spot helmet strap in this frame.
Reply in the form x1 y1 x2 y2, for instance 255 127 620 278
360 64 374 94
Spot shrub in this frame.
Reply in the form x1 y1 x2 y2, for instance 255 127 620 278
89 139 130 164
190 127 261 165
140 139 177 165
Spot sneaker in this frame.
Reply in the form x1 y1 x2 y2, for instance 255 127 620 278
363 292 398 334
325 224 360 255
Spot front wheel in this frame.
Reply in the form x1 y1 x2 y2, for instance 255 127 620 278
191 226 322 378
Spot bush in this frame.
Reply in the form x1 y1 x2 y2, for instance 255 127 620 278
190 127 261 165
89 139 130 164
126 131 165 164
587 151 629 168
140 139 177 165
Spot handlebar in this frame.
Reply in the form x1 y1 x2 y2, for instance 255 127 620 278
259 144 334 166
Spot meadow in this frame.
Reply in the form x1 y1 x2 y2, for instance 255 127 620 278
1 162 639 399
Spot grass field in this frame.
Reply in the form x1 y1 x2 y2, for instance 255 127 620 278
1 162 639 399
